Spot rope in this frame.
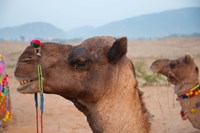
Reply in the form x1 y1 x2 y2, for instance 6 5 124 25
35 64 44 133
40 93 44 133
34 93 39 133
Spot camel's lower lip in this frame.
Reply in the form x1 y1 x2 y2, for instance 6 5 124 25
17 79 38 94
167 77 176 84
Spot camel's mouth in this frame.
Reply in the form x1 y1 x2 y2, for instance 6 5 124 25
150 64 161 73
166 72 179 84
16 78 38 94
19 79 34 86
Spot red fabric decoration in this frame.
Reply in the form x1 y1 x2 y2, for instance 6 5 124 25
30 40 41 48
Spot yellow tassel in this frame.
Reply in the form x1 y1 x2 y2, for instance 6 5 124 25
190 108 196 113
2 111 12 122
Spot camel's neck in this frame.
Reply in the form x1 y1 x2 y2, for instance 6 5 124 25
85 81 149 133
175 79 200 129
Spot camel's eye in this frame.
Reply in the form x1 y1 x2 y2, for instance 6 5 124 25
69 57 91 71
76 60 90 69
75 60 91 71
195 67 199 73
68 47 93 71
169 61 177 69
76 61 86 67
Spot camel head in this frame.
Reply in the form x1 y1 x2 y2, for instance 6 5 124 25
150 54 199 85
14 36 128 102
14 36 151 132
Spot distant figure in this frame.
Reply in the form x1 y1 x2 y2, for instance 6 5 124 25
0 54 12 127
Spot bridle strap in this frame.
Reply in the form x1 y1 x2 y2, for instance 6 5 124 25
30 40 44 133
35 64 44 133
34 93 39 133
167 70 199 93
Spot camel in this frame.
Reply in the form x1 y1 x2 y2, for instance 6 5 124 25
150 54 200 130
14 36 150 133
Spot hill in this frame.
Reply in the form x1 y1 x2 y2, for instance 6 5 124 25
0 22 67 40
67 7 200 39
0 7 200 40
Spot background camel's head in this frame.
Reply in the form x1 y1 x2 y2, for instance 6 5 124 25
150 54 199 85
14 36 128 102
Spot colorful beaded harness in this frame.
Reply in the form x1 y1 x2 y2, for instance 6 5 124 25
176 84 200 120
0 55 12 124
177 84 200 100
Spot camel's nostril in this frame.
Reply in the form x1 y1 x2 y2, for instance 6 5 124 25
20 57 32 63
150 65 153 70
154 62 158 65
150 66 158 73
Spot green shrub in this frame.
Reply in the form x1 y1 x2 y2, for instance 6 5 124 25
134 61 167 86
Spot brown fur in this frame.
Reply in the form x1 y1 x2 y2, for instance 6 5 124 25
150 54 200 130
14 36 150 133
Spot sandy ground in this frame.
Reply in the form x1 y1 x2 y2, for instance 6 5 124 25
0 37 200 133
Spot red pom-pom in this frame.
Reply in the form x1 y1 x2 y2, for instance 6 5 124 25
30 40 41 48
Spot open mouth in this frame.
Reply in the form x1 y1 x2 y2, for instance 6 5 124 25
19 79 34 86
16 78 38 94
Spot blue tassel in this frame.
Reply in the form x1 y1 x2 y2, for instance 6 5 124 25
40 93 44 113
182 95 188 99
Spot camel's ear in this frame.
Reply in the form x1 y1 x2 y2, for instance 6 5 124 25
108 37 127 64
184 54 193 64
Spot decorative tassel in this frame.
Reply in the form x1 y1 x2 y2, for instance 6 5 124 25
40 93 44 113
30 40 42 56
0 55 12 123
180 110 187 120
30 40 41 48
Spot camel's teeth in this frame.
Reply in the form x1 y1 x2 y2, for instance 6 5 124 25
19 80 34 85
19 80 33 85
20 81 23 85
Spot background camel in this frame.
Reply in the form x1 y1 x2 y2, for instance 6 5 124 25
150 54 200 130
14 36 150 133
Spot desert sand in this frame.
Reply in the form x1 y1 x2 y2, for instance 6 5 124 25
0 37 200 133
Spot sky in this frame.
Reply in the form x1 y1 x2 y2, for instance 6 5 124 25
0 0 200 31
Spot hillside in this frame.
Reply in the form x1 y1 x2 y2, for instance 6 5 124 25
0 22 67 40
66 7 200 39
66 26 95 39
0 7 200 40
87 7 200 38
